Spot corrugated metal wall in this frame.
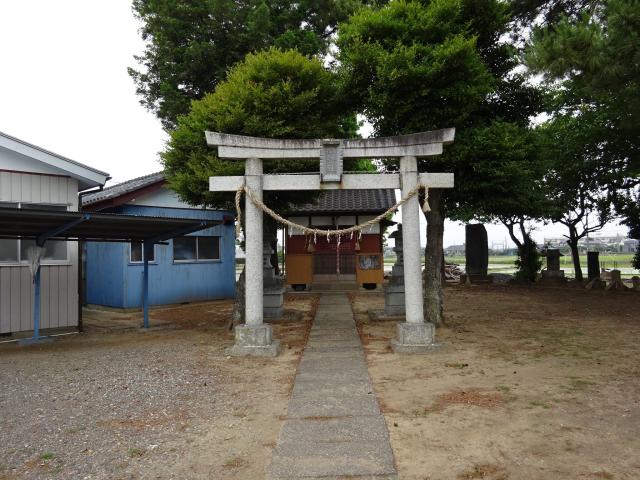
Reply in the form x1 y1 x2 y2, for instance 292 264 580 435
85 204 236 308
0 171 79 334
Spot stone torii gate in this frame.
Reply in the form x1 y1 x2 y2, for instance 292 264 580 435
207 129 455 356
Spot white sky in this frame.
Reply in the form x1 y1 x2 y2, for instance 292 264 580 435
0 1 628 248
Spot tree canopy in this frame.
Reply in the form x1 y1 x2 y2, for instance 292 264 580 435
161 48 361 209
130 0 369 128
338 0 547 304
526 0 640 269
527 0 640 221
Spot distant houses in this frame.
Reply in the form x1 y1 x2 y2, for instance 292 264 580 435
444 244 466 256
543 235 638 254
81 172 236 308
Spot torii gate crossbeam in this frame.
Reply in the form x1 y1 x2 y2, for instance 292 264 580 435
207 129 455 356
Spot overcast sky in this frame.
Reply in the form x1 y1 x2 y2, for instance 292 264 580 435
0 1 627 247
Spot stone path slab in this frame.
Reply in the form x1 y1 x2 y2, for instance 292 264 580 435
268 293 397 480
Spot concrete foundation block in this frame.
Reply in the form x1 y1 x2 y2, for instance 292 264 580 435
539 270 567 285
264 286 285 318
383 284 405 316
391 322 441 354
226 324 281 357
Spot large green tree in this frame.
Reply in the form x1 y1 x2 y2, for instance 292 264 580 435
536 114 620 281
338 0 545 322
130 0 369 128
527 0 640 253
162 48 360 210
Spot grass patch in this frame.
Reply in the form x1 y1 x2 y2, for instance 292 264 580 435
223 456 245 469
127 447 145 458
40 452 55 460
445 362 470 369
567 378 596 390
458 462 509 479
424 388 504 414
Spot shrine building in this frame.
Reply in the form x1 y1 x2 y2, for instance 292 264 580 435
283 189 395 290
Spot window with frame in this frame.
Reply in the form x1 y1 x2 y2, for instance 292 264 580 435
173 236 220 262
130 241 156 263
0 203 68 263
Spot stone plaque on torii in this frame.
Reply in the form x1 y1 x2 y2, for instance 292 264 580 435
207 129 455 356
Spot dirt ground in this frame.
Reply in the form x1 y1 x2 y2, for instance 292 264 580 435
0 294 317 480
350 285 640 480
2 286 639 480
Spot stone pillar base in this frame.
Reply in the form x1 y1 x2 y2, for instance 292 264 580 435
264 286 285 318
391 322 441 354
539 270 567 285
226 324 281 357
384 283 405 316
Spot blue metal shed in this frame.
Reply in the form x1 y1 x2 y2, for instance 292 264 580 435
82 173 236 309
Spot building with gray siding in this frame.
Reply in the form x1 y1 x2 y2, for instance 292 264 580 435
0 131 109 335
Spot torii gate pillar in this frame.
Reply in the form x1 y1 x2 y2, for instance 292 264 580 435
391 155 436 352
227 157 281 357
207 129 455 356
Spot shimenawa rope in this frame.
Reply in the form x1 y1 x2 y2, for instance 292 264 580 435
234 183 431 238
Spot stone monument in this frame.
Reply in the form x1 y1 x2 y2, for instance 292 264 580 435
463 224 491 283
540 249 566 284
587 251 600 280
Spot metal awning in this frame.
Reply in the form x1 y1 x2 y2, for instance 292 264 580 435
0 207 226 341
0 207 222 242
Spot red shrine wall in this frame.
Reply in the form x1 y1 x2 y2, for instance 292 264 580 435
286 233 380 254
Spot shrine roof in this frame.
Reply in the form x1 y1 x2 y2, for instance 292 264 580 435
290 189 396 215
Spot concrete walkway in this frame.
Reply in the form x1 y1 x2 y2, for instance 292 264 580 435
268 293 397 480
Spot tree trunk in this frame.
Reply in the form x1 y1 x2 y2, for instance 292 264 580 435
423 189 444 326
567 230 583 282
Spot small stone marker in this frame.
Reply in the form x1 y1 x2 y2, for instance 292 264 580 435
632 276 640 291
540 248 566 285
606 269 627 290
464 224 491 284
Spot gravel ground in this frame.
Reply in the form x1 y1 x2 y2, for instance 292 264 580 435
0 295 316 480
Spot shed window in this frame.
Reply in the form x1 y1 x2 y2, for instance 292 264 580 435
0 203 19 261
0 239 18 262
20 239 67 261
197 236 220 260
173 236 220 262
130 241 155 263
0 203 68 263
